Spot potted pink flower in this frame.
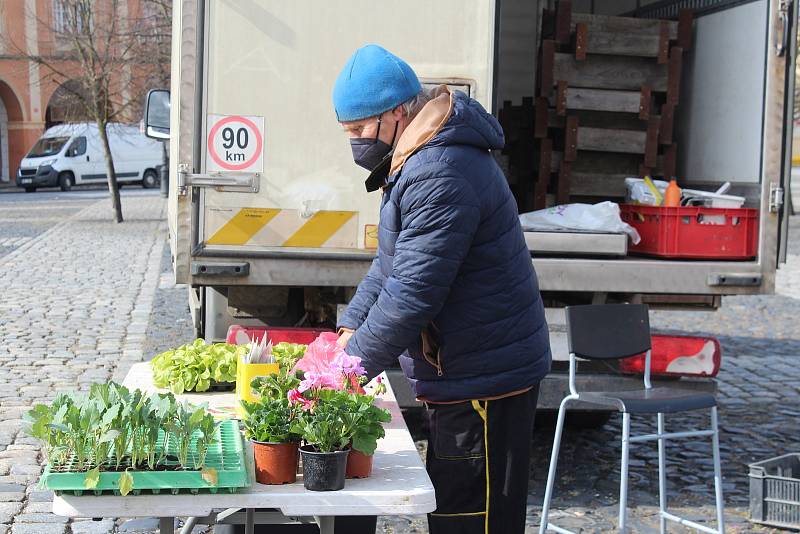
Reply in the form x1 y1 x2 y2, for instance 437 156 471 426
286 334 390 487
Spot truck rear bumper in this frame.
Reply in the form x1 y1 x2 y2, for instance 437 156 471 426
387 368 717 411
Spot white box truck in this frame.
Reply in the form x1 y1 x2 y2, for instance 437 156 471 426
17 122 163 192
146 0 796 413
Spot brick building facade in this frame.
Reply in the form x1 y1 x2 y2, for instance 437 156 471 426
0 1 166 184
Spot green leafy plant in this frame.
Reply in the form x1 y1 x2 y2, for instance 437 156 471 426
24 382 221 492
166 403 218 469
272 342 306 370
241 397 300 443
151 339 245 394
250 370 302 402
347 393 391 456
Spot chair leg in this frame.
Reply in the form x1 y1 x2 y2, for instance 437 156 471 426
619 412 631 533
539 397 573 534
657 413 667 534
711 407 726 533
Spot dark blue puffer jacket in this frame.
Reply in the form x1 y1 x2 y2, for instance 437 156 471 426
340 88 551 402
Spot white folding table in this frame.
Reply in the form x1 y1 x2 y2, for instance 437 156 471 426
51 363 436 533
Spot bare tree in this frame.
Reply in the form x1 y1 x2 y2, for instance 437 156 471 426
5 0 170 222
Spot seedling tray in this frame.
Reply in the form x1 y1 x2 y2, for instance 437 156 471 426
41 420 248 496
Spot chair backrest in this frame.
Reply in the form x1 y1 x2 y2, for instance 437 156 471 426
566 304 651 360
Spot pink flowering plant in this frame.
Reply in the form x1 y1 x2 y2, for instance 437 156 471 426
291 332 366 394
284 333 391 454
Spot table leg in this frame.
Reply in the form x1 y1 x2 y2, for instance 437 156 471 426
245 508 254 534
316 516 335 534
159 517 174 534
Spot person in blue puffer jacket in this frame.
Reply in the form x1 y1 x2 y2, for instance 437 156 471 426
333 44 552 534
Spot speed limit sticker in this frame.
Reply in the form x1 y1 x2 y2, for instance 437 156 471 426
206 114 264 173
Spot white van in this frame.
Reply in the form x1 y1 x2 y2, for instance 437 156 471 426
16 122 163 192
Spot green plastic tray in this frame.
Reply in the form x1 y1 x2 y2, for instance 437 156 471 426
41 420 248 496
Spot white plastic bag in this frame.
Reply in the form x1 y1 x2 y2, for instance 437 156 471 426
519 201 641 244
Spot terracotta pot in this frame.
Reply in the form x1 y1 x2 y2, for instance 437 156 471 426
346 449 373 479
252 441 299 485
300 445 349 491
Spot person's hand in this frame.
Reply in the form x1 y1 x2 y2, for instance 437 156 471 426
337 328 354 348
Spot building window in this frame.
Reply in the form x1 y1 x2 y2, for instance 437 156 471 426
53 1 86 35
53 1 67 33
138 1 169 44
0 3 5 53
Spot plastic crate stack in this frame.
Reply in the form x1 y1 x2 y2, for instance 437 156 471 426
502 2 693 212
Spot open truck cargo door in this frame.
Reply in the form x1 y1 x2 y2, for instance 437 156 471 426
776 0 798 264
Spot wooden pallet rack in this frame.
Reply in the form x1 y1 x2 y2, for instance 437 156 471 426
501 2 693 212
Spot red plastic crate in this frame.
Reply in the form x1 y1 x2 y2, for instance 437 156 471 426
226 325 331 346
620 204 758 259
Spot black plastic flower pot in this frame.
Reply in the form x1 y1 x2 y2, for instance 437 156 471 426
299 445 349 491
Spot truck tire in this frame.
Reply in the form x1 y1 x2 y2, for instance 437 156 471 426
142 169 158 189
24 186 36 193
58 172 74 192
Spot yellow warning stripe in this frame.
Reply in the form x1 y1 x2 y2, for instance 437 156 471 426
283 211 356 248
207 208 280 245
471 400 490 534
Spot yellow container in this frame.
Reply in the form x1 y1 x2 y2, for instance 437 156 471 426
236 362 279 415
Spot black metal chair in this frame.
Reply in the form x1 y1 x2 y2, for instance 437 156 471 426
539 304 725 534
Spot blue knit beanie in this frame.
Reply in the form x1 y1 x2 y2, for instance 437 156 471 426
333 44 422 122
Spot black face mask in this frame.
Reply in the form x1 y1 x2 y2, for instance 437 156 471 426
350 117 398 172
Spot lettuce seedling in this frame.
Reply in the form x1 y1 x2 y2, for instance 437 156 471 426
151 339 245 394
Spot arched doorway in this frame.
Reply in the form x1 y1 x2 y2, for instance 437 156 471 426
46 80 94 128
0 80 25 183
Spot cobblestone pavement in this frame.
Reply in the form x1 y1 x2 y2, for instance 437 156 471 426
0 200 90 260
142 245 195 360
0 194 166 534
0 189 160 260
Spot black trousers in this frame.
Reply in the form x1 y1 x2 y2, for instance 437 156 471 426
425 386 540 534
